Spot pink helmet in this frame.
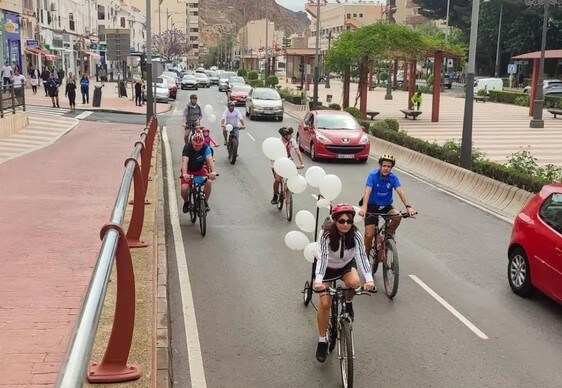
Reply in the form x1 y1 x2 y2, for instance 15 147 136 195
331 203 356 219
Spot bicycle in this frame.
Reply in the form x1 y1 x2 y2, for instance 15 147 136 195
275 165 304 222
186 174 219 236
366 211 414 299
226 125 245 165
314 285 373 388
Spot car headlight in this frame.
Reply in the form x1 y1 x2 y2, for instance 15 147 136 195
359 134 369 144
316 134 332 144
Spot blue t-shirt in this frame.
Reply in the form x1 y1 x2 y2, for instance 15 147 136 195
365 169 401 206
182 143 212 172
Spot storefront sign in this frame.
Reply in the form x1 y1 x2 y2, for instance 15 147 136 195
27 40 39 48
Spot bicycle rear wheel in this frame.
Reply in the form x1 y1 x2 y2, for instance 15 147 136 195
276 183 284 211
339 320 354 388
189 190 197 224
285 189 293 222
198 197 207 236
369 243 379 275
228 136 238 165
382 238 399 299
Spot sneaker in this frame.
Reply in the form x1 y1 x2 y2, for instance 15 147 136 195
345 301 354 321
182 201 191 213
316 341 328 363
270 194 278 205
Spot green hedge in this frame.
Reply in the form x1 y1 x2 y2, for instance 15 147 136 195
344 107 361 119
487 90 562 109
248 79 264 88
329 103 341 110
247 70 259 81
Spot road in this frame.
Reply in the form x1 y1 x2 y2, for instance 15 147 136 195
162 87 562 388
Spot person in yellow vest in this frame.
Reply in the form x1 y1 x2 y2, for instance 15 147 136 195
411 91 423 111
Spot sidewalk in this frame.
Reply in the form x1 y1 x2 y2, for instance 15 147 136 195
24 82 172 115
280 79 562 166
0 121 145 385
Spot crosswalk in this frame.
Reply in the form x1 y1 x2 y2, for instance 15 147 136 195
23 105 73 117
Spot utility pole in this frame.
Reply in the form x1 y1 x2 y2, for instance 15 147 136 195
312 0 321 108
146 0 154 123
324 30 332 88
265 16 269 79
494 4 503 78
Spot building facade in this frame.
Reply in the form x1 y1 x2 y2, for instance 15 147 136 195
236 19 285 71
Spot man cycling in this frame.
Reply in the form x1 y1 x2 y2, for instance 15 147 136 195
271 126 305 205
220 101 246 146
358 154 416 276
181 132 217 213
183 94 203 144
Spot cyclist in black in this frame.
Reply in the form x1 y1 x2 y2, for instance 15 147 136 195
183 94 203 144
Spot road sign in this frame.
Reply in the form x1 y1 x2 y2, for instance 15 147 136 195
514 60 529 66
447 58 454 68
105 28 131 61
507 64 517 74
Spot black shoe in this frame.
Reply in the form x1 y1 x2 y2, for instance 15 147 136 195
345 301 354 321
182 201 191 213
271 194 278 205
316 341 328 363
205 202 210 212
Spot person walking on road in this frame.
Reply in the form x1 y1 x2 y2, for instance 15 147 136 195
80 74 90 104
65 77 77 112
46 73 61 108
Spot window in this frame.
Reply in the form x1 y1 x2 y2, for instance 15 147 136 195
353 13 357 17
190 28 198 33
191 44 199 49
120 17 126 27
69 13 75 31
540 194 562 234
346 13 351 19
359 13 363 18
97 5 105 20
191 11 198 16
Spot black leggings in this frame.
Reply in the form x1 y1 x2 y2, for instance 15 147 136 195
68 91 76 107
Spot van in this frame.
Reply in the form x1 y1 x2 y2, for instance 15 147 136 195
473 78 503 93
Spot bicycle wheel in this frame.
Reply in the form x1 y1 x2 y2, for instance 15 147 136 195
339 320 354 388
285 189 293 222
228 136 238 165
189 190 197 224
328 299 338 352
382 238 399 299
276 183 284 211
198 197 207 236
302 281 312 306
369 242 379 275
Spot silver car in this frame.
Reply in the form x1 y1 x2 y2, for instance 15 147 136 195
195 73 211 88
218 71 237 91
205 70 219 85
245 87 284 121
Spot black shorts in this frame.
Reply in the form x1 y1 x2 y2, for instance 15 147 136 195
365 204 394 227
322 260 357 283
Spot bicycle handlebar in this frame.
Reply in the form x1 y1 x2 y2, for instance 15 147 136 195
313 286 377 295
364 211 417 219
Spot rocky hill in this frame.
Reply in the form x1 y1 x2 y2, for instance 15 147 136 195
199 0 310 47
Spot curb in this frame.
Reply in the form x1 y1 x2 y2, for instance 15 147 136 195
155 130 171 388
26 102 175 116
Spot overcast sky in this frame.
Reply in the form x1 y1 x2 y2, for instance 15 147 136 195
276 0 305 12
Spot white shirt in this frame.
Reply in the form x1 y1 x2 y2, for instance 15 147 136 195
270 137 299 167
13 74 26 87
221 108 243 128
2 65 13 78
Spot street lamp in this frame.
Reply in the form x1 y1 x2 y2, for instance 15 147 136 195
494 4 503 78
312 0 322 109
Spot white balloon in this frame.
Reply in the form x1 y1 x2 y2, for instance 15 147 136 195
305 166 326 188
287 175 307 194
284 231 310 251
295 210 316 233
208 113 216 123
303 242 319 263
204 104 213 116
316 198 331 209
262 137 287 160
273 157 298 178
319 174 342 201
353 206 363 224
225 124 233 132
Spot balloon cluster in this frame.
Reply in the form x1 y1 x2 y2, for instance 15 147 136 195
284 211 319 264
204 104 217 124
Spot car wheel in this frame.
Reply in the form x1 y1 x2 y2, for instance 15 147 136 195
508 247 533 297
277 115 283 122
249 108 255 121
358 158 368 163
310 142 318 161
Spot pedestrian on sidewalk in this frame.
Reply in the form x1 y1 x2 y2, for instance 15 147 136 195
411 91 423 111
2 61 13 86
134 80 143 106
41 67 50 96
29 66 40 94
80 74 90 104
12 69 26 104
65 77 77 112
46 73 61 108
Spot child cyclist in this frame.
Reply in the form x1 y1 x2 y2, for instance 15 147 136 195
201 127 220 160
271 126 305 205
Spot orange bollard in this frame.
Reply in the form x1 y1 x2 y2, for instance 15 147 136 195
88 223 141 383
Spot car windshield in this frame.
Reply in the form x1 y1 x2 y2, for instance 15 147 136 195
195 74 207 79
205 71 217 77
229 77 245 83
183 75 196 80
219 72 236 80
162 72 176 78
156 77 165 84
253 89 281 100
232 84 252 93
316 114 359 130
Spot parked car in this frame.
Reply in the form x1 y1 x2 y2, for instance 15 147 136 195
545 85 562 96
443 74 452 89
161 71 180 87
205 70 219 85
524 79 562 94
245 87 284 121
508 184 562 304
218 71 237 91
228 84 252 105
195 73 211 88
296 110 370 162
195 67 206 74
465 77 503 94
181 75 198 90
159 75 177 99
151 80 170 103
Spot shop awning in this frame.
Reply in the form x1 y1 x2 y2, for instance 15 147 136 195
25 47 56 61
81 51 101 59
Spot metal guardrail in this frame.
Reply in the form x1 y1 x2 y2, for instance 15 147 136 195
0 84 26 118
56 117 158 386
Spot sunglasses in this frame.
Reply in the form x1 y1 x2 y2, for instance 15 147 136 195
337 219 354 225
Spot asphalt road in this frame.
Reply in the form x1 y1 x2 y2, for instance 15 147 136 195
162 87 562 388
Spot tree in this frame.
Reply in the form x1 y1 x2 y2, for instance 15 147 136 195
152 28 189 62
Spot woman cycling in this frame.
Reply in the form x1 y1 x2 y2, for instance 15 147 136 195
270 126 305 205
313 204 375 363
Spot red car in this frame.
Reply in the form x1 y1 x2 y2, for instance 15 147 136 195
297 110 370 162
508 184 562 303
228 84 252 106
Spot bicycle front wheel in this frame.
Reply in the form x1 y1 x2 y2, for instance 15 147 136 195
228 137 238 165
276 183 284 211
339 320 354 388
382 239 399 299
189 190 197 224
198 197 207 236
285 189 293 222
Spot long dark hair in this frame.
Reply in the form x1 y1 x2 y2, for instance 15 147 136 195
322 212 357 252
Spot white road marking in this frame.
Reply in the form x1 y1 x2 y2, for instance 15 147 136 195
162 127 208 387
75 111 93 120
367 156 514 224
246 132 255 141
409 274 489 340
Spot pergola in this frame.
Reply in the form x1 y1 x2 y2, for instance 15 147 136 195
512 49 562 116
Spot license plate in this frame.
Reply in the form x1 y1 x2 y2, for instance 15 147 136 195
264 111 275 114
337 154 355 159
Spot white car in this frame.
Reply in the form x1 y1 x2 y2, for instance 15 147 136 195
524 79 562 94
161 71 180 87
154 77 171 102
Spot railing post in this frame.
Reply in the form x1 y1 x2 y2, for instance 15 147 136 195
88 223 141 383
125 156 148 249
11 85 15 115
140 133 151 197
1 85 4 118
22 85 26 112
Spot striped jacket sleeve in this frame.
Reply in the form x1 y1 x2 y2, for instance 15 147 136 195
354 231 373 283
314 232 330 284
